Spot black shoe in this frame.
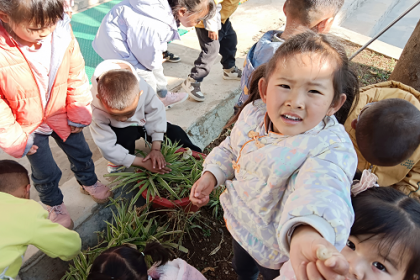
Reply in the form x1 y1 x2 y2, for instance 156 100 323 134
163 51 181 63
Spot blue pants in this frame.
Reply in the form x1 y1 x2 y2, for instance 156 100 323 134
232 239 280 280
27 131 97 207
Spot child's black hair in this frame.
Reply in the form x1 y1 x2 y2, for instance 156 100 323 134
0 160 29 193
169 0 215 22
0 0 64 27
227 30 359 127
356 98 420 166
87 242 172 280
284 0 344 26
352 187 420 280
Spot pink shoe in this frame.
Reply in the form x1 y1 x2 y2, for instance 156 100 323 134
80 181 113 204
158 91 188 109
47 203 74 230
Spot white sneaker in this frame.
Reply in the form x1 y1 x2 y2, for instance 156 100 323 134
107 162 125 173
158 91 188 109
223 66 242 80
182 76 205 102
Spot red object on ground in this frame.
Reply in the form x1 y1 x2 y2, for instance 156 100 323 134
141 148 206 212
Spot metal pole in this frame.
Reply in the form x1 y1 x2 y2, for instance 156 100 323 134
349 0 420 60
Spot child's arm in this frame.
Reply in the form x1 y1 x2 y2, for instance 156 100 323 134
277 140 357 277
204 2 222 40
66 32 92 127
30 206 81 261
393 163 420 198
141 140 166 170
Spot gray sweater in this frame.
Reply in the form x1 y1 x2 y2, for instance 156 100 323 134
90 60 166 167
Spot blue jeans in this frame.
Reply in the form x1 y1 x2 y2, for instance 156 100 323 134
27 131 97 206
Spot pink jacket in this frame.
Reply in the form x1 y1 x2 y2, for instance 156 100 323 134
0 15 91 158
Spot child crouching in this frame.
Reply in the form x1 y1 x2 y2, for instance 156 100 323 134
0 160 81 280
90 60 201 174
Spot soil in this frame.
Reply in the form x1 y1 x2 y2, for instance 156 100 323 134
173 208 264 280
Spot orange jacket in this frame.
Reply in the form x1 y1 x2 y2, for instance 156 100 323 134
0 16 91 158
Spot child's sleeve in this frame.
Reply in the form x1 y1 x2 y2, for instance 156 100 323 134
129 27 164 71
66 33 92 127
393 163 420 198
30 207 81 261
0 93 30 158
204 3 222 32
142 82 166 142
277 141 357 256
89 110 136 168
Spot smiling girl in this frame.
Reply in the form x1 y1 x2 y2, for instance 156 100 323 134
189 31 360 280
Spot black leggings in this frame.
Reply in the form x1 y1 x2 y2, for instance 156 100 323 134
110 122 201 154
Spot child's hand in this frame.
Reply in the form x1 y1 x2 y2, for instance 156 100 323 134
27 145 39 156
189 171 216 207
70 126 83 133
290 226 349 280
143 149 166 170
208 31 219 41
138 158 171 174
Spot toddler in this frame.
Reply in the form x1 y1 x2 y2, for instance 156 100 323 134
87 242 206 280
0 160 81 280
92 0 216 109
345 81 420 199
182 0 242 102
277 185 420 280
190 31 360 279
236 0 348 120
90 60 201 174
0 0 111 229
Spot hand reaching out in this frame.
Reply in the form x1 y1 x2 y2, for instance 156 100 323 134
189 171 217 208
290 226 349 280
208 31 219 41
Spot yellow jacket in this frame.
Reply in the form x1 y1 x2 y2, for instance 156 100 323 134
344 81 420 198
195 0 240 30
0 193 81 279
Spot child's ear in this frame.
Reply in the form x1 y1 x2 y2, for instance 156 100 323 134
258 78 268 104
315 17 334 34
25 184 31 199
351 118 358 130
0 12 11 23
327 93 346 116
177 7 187 19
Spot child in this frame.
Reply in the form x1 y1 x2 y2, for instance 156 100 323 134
0 160 81 280
90 60 202 174
276 185 420 280
181 0 242 102
344 81 420 199
190 31 359 279
92 0 216 109
87 242 206 280
235 0 344 111
0 0 112 229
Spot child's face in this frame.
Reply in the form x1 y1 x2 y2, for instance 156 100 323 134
342 235 408 280
177 5 209 27
101 90 142 122
7 20 57 47
259 53 345 136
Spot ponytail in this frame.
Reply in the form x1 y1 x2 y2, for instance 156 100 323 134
225 64 266 127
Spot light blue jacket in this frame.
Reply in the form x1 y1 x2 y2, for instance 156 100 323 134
237 30 284 107
204 100 357 269
92 0 180 71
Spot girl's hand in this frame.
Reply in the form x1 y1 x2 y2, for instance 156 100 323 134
208 31 219 41
143 149 166 170
290 226 349 280
189 171 216 207
70 126 83 133
27 145 39 156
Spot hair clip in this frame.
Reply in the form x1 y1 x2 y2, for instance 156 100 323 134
351 169 379 196
141 252 145 257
